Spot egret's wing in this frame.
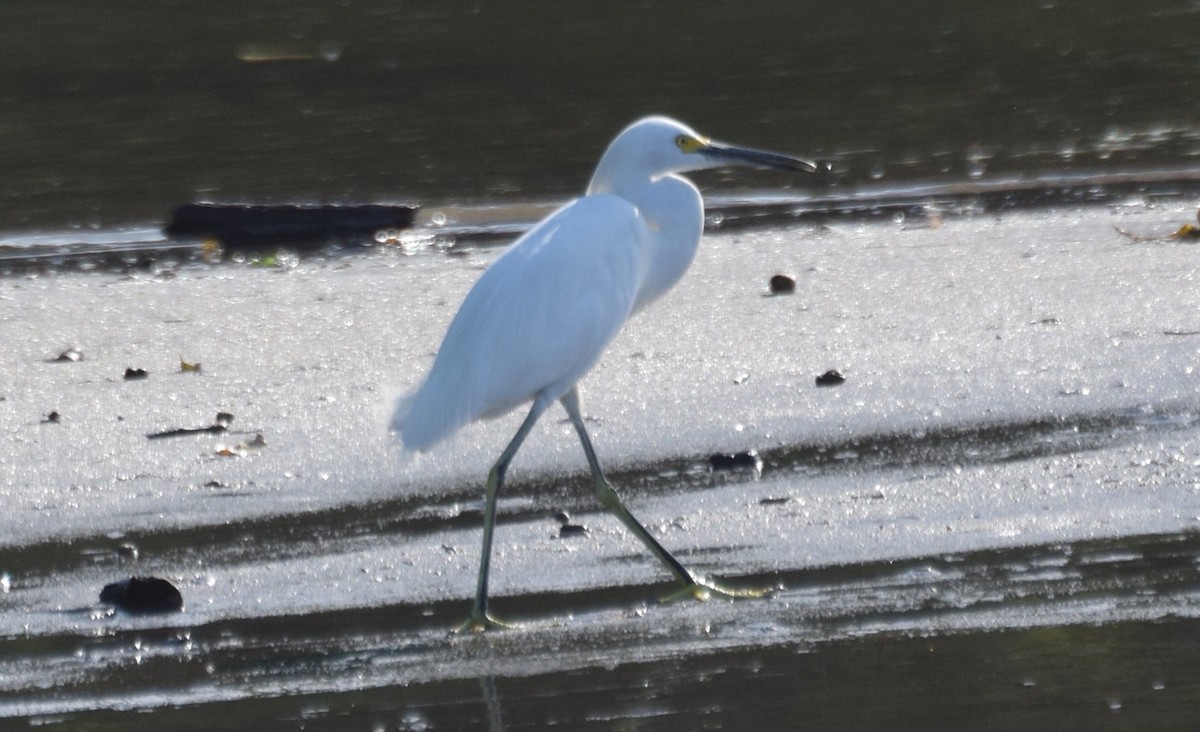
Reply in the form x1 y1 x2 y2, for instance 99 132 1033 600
395 194 645 451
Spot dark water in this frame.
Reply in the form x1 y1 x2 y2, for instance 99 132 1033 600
2 0 1199 233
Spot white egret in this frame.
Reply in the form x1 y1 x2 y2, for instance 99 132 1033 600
393 116 817 631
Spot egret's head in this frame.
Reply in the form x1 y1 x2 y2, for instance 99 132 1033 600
589 116 818 194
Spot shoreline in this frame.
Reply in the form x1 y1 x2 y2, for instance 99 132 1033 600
2 168 1198 277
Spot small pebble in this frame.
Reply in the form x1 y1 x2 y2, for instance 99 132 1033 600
53 347 83 362
123 368 148 380
769 274 796 295
116 543 139 561
43 411 61 424
815 369 846 387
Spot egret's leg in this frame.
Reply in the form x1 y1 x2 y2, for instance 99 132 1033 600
458 396 550 633
559 389 767 601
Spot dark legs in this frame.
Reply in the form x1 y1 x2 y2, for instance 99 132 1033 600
458 395 549 632
459 387 763 632
560 388 764 602
558 388 700 586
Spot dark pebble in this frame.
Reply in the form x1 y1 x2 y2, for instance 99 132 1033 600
43 411 61 424
554 511 589 537
815 369 846 387
709 450 763 475
100 576 183 614
769 274 796 295
123 368 148 380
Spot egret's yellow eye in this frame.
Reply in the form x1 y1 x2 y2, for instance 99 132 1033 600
675 134 706 153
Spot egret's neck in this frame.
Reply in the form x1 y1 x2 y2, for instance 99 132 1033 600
591 173 704 313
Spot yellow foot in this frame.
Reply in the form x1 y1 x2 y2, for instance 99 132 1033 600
453 609 514 634
661 576 778 603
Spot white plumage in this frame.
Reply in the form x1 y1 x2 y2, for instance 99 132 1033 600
389 116 816 631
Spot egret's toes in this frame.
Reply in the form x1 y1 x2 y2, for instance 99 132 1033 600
662 577 777 603
454 610 513 634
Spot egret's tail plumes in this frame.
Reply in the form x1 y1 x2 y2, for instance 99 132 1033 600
392 359 506 451
391 387 457 453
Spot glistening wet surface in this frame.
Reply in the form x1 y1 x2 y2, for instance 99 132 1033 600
6 410 1200 727
4 407 1194 582
7 530 1200 729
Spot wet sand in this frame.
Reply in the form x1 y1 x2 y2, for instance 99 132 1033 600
4 202 1200 728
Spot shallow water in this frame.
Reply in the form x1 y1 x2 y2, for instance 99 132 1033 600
8 448 1200 728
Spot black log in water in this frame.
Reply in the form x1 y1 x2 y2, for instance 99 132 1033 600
164 203 418 248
